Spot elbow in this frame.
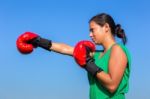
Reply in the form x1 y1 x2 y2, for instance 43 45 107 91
107 85 117 94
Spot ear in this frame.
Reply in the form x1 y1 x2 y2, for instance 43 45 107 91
103 23 110 33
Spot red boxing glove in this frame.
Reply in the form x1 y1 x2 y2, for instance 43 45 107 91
16 32 39 54
73 40 95 67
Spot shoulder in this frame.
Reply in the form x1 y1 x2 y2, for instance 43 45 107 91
112 44 131 66
111 44 123 52
110 44 127 61
109 44 128 72
111 44 130 57
111 43 127 53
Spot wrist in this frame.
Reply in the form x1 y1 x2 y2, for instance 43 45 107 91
31 36 52 51
95 68 103 76
38 37 52 50
85 60 103 77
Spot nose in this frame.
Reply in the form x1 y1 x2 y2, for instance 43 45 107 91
89 32 93 38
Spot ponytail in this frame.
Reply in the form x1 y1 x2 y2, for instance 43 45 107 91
115 24 127 45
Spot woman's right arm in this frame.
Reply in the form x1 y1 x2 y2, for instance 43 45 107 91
50 42 74 56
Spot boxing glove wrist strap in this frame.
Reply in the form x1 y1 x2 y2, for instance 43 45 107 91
85 58 103 77
32 36 52 51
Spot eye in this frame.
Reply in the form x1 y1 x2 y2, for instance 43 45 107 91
90 28 94 32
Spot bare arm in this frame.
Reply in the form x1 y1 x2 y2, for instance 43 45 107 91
50 42 74 56
96 45 127 93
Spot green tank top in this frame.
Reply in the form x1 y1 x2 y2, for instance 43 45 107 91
88 43 131 99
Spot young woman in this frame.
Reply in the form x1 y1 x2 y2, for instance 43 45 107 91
17 13 131 99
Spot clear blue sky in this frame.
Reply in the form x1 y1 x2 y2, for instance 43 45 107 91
0 0 150 99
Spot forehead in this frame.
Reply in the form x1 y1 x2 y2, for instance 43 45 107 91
89 21 100 28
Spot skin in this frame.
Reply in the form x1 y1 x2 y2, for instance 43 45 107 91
49 21 127 93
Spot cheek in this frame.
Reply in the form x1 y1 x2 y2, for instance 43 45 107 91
96 30 104 42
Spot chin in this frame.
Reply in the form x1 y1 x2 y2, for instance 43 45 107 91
93 41 98 45
94 41 101 45
92 40 96 44
92 39 99 45
95 42 99 45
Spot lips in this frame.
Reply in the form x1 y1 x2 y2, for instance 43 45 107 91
91 37 94 40
91 38 95 42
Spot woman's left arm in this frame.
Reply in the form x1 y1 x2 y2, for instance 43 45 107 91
96 45 127 93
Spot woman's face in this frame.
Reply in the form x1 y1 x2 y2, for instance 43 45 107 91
89 21 106 44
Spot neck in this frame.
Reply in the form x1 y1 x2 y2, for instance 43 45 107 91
102 36 116 52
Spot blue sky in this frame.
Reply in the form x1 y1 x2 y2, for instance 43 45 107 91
0 0 150 99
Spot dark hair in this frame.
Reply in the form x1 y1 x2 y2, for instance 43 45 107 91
89 13 127 45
